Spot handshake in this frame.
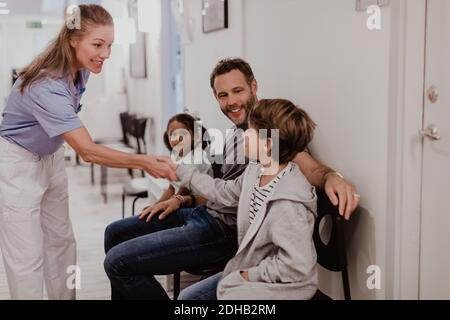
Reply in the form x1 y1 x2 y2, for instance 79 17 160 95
141 155 179 181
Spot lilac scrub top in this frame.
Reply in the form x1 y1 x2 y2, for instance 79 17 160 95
0 69 90 156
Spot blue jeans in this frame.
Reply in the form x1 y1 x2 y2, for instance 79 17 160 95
178 272 222 300
103 206 237 300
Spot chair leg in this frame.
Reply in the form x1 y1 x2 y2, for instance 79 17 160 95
342 268 351 300
173 272 181 300
100 166 108 204
132 196 140 216
90 163 95 185
122 193 125 219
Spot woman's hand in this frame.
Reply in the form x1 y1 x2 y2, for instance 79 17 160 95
156 155 178 171
138 198 181 222
142 155 178 181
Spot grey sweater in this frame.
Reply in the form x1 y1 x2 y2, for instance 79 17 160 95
176 162 318 300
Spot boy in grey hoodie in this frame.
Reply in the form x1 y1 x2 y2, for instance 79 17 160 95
175 99 318 300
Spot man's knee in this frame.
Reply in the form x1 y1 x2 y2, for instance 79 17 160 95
103 246 126 278
104 219 129 253
104 222 117 254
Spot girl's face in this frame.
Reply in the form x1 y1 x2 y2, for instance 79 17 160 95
168 120 193 156
70 25 114 74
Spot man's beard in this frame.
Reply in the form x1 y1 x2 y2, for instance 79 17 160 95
223 94 257 126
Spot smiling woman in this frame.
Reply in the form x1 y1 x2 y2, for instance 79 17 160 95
0 4 176 301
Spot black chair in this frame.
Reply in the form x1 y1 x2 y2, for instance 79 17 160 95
90 112 136 186
312 190 352 300
121 117 151 218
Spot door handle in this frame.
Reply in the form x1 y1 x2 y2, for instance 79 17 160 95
420 125 441 141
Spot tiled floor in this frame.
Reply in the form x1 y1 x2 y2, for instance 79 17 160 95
0 159 199 300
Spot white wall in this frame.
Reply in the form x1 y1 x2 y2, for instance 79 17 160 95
0 16 61 114
182 0 411 299
245 0 392 300
107 0 167 153
183 0 245 134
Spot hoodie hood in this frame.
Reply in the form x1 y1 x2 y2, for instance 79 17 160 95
265 162 317 216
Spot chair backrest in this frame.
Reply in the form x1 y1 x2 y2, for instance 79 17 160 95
131 117 148 154
313 190 351 300
120 112 136 146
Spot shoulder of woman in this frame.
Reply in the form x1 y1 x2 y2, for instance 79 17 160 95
29 74 71 98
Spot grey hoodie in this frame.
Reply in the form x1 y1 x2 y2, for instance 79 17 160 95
176 161 318 300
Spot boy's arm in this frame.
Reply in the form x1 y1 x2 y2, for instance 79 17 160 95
245 200 316 284
176 165 243 207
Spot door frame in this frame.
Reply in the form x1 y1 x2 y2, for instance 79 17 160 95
386 0 427 299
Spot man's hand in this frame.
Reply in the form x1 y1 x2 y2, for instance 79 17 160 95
324 174 359 220
293 152 359 220
138 198 181 222
142 155 178 181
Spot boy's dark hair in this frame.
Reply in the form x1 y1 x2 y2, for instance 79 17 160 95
249 99 316 164
210 58 255 94
163 113 209 151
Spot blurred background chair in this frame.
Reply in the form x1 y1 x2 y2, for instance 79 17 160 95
93 115 150 204
87 112 136 185
120 117 154 216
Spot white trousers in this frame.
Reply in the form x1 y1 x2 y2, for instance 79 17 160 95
0 137 76 300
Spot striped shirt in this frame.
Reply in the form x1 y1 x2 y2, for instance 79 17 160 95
249 163 294 224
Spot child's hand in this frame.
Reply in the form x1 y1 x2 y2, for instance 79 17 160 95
240 270 249 281
138 198 181 222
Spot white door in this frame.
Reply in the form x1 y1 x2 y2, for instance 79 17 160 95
419 0 450 299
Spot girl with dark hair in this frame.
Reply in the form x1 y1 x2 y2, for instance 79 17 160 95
139 113 212 222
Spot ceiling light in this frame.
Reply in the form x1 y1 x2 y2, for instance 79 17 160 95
0 9 10 15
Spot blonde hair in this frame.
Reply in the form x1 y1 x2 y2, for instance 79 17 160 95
18 4 113 94
249 99 316 164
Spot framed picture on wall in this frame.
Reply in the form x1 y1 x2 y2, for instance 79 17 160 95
202 0 228 33
129 0 147 78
